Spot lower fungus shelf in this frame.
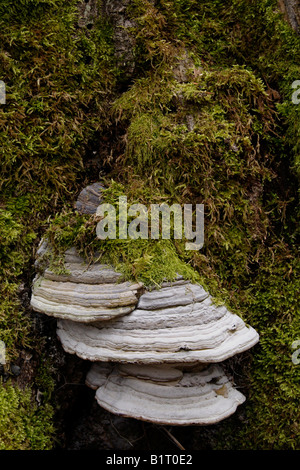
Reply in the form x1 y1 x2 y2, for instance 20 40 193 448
86 362 246 426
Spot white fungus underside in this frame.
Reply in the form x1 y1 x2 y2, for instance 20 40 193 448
56 305 259 363
94 364 246 425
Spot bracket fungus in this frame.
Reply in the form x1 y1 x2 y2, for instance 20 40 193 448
56 280 259 363
31 244 143 322
85 362 246 426
30 183 260 428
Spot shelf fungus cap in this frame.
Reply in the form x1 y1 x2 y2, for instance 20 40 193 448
56 282 259 362
88 363 246 426
31 247 143 323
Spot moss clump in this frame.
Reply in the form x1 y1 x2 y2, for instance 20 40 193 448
0 210 36 359
0 382 54 450
0 0 116 201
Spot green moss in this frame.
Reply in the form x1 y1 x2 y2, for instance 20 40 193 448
112 60 277 298
0 210 36 279
0 382 54 450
